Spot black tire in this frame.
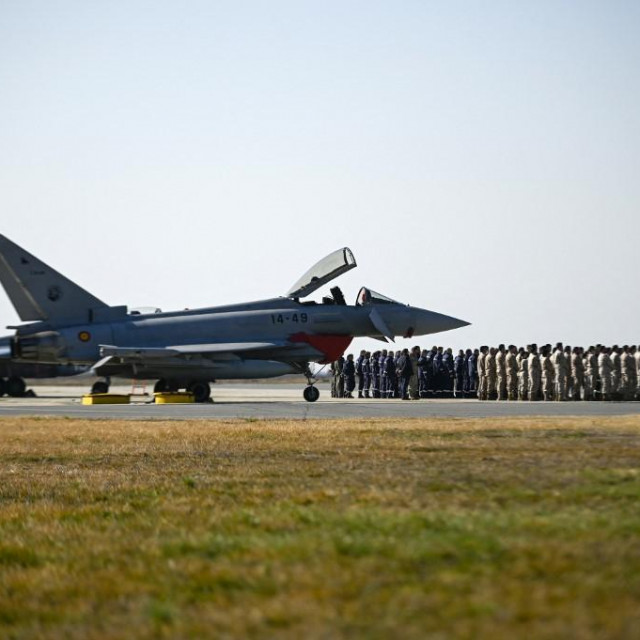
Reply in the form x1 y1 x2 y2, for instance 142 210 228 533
91 381 109 394
154 379 169 393
7 377 27 397
187 381 211 403
0 378 6 397
303 385 320 402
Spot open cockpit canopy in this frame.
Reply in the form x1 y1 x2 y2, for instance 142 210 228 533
286 247 357 299
356 287 401 306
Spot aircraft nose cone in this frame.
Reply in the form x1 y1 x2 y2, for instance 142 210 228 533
412 308 471 336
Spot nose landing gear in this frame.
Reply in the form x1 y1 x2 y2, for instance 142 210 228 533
303 385 320 402
302 366 320 402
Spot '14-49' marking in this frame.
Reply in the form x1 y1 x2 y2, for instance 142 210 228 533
271 313 308 324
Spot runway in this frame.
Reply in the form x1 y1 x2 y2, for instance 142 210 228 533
1 382 639 420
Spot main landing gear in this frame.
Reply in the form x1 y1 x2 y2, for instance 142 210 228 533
91 380 110 394
154 378 212 403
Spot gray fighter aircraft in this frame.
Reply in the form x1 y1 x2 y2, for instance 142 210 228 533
0 235 469 401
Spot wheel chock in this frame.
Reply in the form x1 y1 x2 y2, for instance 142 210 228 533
82 394 131 405
154 392 195 404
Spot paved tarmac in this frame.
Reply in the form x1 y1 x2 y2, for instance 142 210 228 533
1 383 639 420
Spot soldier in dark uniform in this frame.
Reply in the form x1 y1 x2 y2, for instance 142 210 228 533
442 348 454 393
362 351 371 398
432 347 443 394
355 350 366 398
343 354 356 398
378 350 387 398
418 349 429 398
468 349 479 393
371 350 381 398
396 348 412 400
453 349 465 398
385 351 396 398
463 348 472 394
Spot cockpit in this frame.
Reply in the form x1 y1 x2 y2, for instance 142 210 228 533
356 287 400 306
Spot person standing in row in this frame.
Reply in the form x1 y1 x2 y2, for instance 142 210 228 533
571 347 585 400
528 345 541 401
477 346 488 400
495 344 507 400
598 347 613 401
343 354 356 398
551 343 568 401
408 346 420 400
506 345 518 401
486 347 497 400
518 350 529 400
541 347 555 401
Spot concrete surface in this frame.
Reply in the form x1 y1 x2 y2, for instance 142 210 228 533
1 383 639 420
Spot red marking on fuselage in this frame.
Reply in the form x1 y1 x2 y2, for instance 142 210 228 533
289 333 353 364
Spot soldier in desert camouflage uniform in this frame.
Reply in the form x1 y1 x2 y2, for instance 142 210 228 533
496 344 507 401
485 347 497 400
518 351 529 401
541 347 555 401
527 345 541 401
506 345 518 401
598 347 613 401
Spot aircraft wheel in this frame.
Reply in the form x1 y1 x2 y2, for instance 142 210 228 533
303 385 320 402
91 381 109 394
0 378 6 397
6 376 26 397
154 379 169 393
187 381 211 403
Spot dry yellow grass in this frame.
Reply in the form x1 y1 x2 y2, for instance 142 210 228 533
1 416 640 639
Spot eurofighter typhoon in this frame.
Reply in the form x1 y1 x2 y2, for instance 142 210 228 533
0 236 469 401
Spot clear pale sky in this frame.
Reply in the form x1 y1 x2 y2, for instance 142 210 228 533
1 1 638 357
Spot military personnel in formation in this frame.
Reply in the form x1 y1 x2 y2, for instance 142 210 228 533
477 346 488 400
541 346 555 401
584 346 598 401
418 349 430 398
408 346 420 400
620 346 636 401
564 346 574 400
496 344 507 401
485 347 497 400
518 350 529 400
598 347 613 401
384 350 396 398
371 350 381 398
526 345 539 401
551 343 568 401
330 355 345 398
355 350 366 398
335 342 639 402
506 345 518 401
571 347 585 401
396 348 412 400
343 354 356 398
610 346 621 396
453 349 465 398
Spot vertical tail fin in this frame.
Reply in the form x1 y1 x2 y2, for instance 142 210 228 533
0 235 108 324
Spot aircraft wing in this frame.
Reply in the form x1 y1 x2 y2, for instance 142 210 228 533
99 341 291 361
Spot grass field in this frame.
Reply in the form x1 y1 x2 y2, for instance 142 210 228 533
1 416 640 639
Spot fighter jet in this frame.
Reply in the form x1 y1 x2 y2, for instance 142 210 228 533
0 235 469 401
